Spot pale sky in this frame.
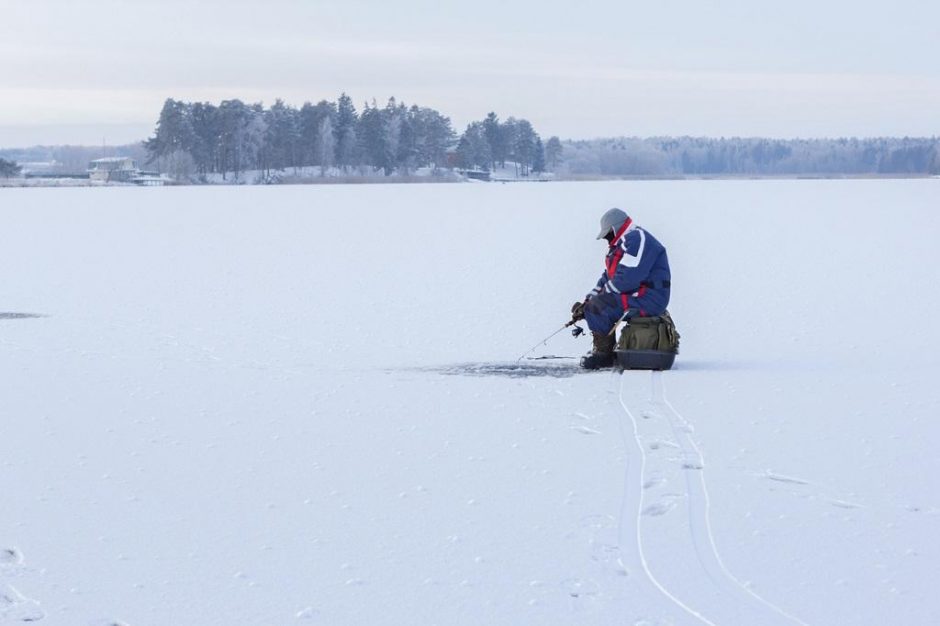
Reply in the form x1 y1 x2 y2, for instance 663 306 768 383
1 0 938 147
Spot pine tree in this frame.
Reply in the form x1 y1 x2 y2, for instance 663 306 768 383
317 115 335 176
413 107 455 170
455 122 492 170
144 98 193 163
501 117 520 174
263 99 300 172
217 99 260 181
334 93 358 171
532 137 546 174
395 103 420 174
298 102 320 167
188 102 220 176
513 119 537 176
358 100 387 174
482 112 503 169
545 136 563 171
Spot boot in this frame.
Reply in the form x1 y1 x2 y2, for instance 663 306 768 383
580 331 616 369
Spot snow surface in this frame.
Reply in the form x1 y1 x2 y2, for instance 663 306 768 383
0 180 938 625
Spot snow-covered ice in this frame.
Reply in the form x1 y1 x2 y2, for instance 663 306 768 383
0 180 938 624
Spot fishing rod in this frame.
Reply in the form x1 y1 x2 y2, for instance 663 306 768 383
516 318 584 362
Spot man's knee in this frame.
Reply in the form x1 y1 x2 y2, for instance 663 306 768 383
586 293 618 315
584 309 616 335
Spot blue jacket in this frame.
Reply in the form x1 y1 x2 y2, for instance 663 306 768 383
587 218 671 322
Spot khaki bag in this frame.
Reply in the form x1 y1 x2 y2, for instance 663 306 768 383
618 311 680 353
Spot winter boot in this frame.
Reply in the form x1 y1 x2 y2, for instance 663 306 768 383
580 331 616 370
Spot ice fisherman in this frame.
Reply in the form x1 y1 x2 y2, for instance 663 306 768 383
571 208 672 369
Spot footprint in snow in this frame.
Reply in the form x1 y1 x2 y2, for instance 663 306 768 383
0 548 23 567
643 476 666 490
296 607 319 620
0 585 44 622
0 548 44 623
648 439 679 451
589 542 621 566
643 499 679 517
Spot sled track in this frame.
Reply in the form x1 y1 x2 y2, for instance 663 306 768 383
614 374 717 626
616 371 807 625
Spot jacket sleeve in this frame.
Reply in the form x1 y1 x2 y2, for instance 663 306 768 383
601 230 655 296
586 273 606 300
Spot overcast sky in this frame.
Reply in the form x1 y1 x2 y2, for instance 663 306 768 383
1 0 938 147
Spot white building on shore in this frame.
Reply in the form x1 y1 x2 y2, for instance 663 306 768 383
88 156 139 182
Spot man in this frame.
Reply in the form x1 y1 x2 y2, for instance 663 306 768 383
572 208 672 369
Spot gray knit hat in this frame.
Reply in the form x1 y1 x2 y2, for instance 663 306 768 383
596 208 628 239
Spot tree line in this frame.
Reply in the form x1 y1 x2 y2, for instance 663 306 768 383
558 136 940 177
453 113 562 176
6 118 938 181
145 95 455 180
144 94 557 181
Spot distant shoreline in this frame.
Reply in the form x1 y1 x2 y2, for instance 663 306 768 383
3 172 937 189
4 132 940 185
558 173 938 181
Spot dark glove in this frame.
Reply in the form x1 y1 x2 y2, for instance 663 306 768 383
571 300 586 321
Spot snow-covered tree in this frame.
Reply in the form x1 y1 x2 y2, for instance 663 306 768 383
501 117 520 174
358 100 385 173
482 112 504 169
420 109 456 170
532 137 546 174
455 122 492 170
334 93 359 171
144 98 193 164
383 98 403 175
216 99 266 181
317 115 335 176
545 136 563 171
263 99 300 172
188 101 220 177
512 118 538 176
299 100 336 169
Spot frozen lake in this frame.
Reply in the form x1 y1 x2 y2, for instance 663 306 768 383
1 180 938 625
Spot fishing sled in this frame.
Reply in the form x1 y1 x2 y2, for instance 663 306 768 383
615 312 680 371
